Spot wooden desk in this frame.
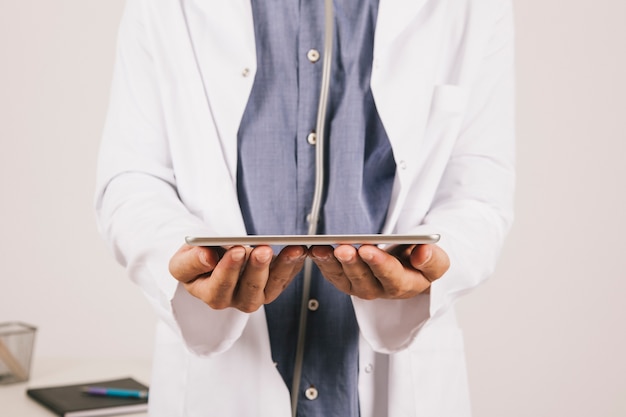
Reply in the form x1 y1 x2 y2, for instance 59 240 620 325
0 356 151 416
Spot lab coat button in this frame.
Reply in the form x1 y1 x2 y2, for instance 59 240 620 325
242 68 250 77
399 160 407 170
305 386 318 400
364 364 374 374
307 132 317 145
307 299 319 311
307 49 320 63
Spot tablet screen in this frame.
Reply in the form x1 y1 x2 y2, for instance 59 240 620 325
185 234 440 247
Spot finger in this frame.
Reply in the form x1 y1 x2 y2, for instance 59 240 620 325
196 246 247 309
233 246 273 313
169 244 222 283
334 245 384 300
309 245 352 294
409 244 450 282
264 245 307 303
359 245 429 298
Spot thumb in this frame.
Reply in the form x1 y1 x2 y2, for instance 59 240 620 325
409 244 450 282
169 244 221 283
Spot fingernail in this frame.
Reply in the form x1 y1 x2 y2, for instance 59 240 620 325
255 250 271 263
416 247 432 267
336 252 353 263
311 252 330 261
231 247 245 262
286 252 305 263
199 252 212 267
309 248 320 260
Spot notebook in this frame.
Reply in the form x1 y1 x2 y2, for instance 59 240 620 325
26 377 149 417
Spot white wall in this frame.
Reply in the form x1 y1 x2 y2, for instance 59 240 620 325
1 1 624 416
456 1 626 416
0 0 155 359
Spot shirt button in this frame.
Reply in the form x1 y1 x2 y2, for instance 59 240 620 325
305 386 319 400
399 160 407 170
307 299 319 311
307 49 320 63
364 363 374 374
241 68 250 77
306 132 317 145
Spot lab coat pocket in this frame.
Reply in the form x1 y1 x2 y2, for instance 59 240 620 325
408 324 471 417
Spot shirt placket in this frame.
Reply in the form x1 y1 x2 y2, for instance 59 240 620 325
295 0 325 411
295 0 324 235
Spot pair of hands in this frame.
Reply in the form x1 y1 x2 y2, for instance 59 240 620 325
169 243 449 313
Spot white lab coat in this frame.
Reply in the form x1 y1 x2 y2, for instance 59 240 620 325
95 0 515 416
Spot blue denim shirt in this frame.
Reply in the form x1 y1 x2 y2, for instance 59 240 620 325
237 1 395 415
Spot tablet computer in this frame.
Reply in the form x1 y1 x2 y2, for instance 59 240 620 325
185 234 440 247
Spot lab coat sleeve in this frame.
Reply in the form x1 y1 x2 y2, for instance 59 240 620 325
353 0 516 353
95 0 249 355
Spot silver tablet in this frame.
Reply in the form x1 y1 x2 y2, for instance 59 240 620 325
185 234 440 247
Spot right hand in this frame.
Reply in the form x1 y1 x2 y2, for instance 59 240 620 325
169 244 307 313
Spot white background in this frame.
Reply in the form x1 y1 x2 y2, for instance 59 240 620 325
1 1 624 416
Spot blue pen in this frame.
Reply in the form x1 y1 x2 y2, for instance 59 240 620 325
82 386 149 399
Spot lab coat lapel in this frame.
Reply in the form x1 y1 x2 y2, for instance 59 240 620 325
373 0 446 232
375 0 429 49
179 0 257 183
373 0 438 148
147 0 253 233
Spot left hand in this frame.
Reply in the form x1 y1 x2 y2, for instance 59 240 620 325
309 243 449 300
